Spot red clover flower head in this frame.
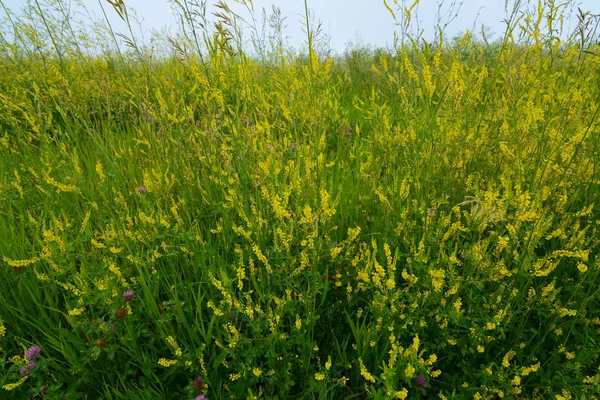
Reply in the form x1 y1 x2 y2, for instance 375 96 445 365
26 346 41 360
192 377 204 393
115 306 127 320
122 290 135 302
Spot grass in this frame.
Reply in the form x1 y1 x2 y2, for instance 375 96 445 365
0 0 600 398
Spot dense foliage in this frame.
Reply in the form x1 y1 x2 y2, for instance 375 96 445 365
1 0 599 398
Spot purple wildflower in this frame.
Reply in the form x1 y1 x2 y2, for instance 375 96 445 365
19 367 28 377
137 186 147 194
291 143 297 150
28 362 37 371
26 346 41 360
267 145 274 151
122 290 135 302
195 395 207 400
192 377 204 393
416 375 428 389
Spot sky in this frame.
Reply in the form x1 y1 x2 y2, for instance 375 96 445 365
2 0 599 53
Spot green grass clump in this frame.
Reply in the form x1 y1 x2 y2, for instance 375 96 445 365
1 0 600 398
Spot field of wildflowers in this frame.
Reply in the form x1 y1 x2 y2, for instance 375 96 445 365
1 0 599 398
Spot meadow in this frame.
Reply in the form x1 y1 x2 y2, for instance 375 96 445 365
1 0 600 398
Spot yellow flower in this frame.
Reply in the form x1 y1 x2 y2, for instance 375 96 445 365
325 356 332 370
502 350 516 368
167 336 182 357
0 321 6 337
405 364 415 378
358 358 376 383
454 298 462 313
315 372 325 381
96 160 105 182
158 358 177 367
68 307 85 316
394 388 408 399
253 367 262 377
554 327 563 336
2 376 28 391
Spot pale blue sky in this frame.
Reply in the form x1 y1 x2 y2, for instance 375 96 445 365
2 0 599 53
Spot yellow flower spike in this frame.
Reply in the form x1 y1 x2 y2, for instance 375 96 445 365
2 376 28 391
405 364 415 379
158 358 177 367
68 307 85 316
167 336 183 357
502 350 516 368
95 160 105 182
3 256 40 269
394 388 408 399
427 354 438 365
358 358 376 383
453 298 462 313
325 356 332 371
